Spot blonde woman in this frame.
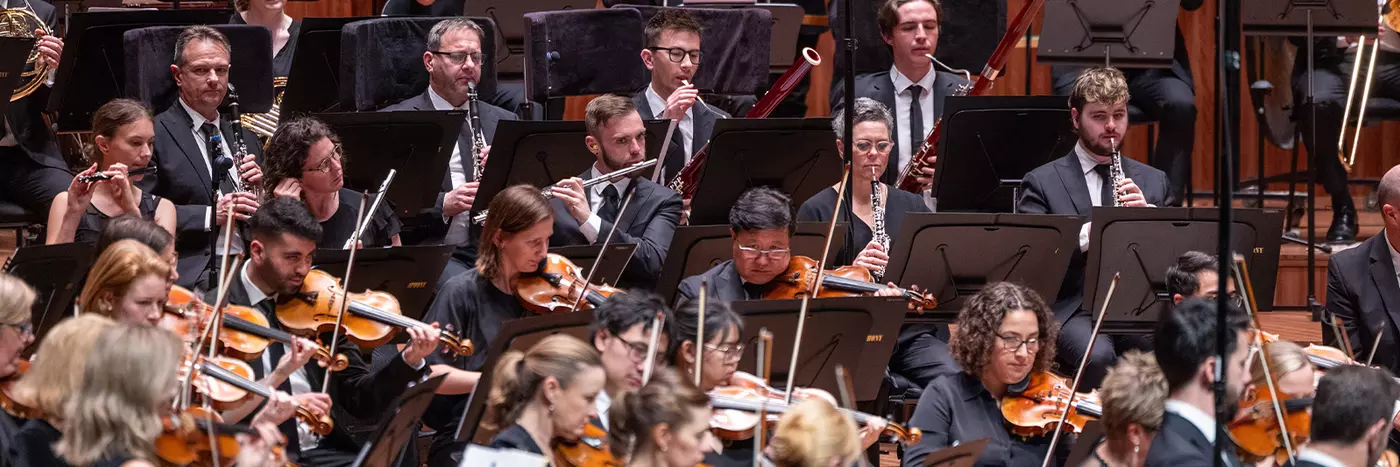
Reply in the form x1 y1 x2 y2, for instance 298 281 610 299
77 239 171 325
766 398 864 467
1082 351 1168 467
9 314 116 467
608 367 714 467
1240 340 1315 467
483 334 606 460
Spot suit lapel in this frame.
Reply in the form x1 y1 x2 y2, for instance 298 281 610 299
163 104 212 193
691 105 716 158
1052 152 1093 216
613 181 645 233
1368 235 1400 333
931 72 959 119
717 260 745 301
875 74 901 184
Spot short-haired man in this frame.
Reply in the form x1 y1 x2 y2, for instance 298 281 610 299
1143 298 1251 467
1297 366 1400 467
1328 165 1400 375
549 94 683 290
148 25 266 290
1165 251 1237 305
635 9 730 183
677 186 798 302
382 18 516 286
0 0 69 218
588 290 672 430
1016 67 1174 390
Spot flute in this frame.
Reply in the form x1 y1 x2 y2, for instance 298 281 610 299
77 165 158 183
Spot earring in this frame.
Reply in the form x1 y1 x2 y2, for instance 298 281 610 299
548 404 555 413
1133 444 1140 454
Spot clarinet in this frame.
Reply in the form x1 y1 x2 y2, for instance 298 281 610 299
466 82 488 182
869 167 890 281
225 84 261 199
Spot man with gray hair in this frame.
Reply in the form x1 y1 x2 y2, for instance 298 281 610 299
382 18 515 287
1326 164 1400 375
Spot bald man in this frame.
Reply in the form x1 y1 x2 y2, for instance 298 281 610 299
1327 165 1400 374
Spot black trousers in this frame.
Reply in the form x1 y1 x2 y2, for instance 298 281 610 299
1055 311 1154 391
889 325 960 390
1293 49 1400 210
0 147 70 214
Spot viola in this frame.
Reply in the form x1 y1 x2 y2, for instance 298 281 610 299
760 256 936 311
166 285 349 371
707 372 922 444
553 423 625 467
0 360 40 419
188 356 334 436
999 371 1102 439
155 406 290 466
1228 383 1312 462
276 269 473 356
516 254 623 313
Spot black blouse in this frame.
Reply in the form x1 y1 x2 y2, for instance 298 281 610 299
316 188 403 249
10 419 67 467
229 14 301 78
73 192 162 245
797 184 931 266
902 372 1064 467
488 424 545 456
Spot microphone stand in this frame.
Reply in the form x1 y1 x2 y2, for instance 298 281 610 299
840 0 857 268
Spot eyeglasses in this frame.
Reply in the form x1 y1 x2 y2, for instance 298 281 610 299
1207 292 1246 309
997 334 1040 353
611 331 655 363
429 50 484 66
703 342 745 362
1 323 32 339
305 145 343 174
648 47 702 64
737 245 790 260
855 140 893 154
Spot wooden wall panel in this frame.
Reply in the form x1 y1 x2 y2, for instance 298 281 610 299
285 0 376 19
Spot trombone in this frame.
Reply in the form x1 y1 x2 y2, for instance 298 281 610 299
1338 0 1400 172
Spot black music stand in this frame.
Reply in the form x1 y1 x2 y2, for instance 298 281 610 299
470 119 672 220
729 297 906 402
350 374 447 467
1036 0 1180 68
929 96 1077 213
686 118 841 226
47 9 231 132
311 111 462 219
881 213 1083 324
1083 207 1286 334
653 222 848 304
311 245 454 321
5 243 96 351
548 244 636 288
280 16 375 116
922 438 990 467
0 36 35 117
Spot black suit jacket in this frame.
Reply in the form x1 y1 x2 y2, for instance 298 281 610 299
144 100 264 289
675 259 748 305
4 0 62 170
548 171 683 291
1016 150 1174 320
1144 412 1242 467
1327 232 1400 374
829 70 968 185
633 89 730 183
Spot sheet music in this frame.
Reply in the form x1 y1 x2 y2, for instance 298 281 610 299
460 445 548 467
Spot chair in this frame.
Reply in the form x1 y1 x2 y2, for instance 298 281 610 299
338 16 502 111
122 25 276 113
0 200 42 249
522 8 650 117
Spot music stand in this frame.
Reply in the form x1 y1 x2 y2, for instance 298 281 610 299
312 245 454 321
729 297 906 401
470 119 672 220
548 244 637 288
686 118 841 226
881 213 1083 324
653 222 847 304
922 438 990 467
0 36 35 118
1083 207 1286 334
47 9 231 132
310 111 462 219
280 16 375 116
350 374 447 467
1036 0 1180 68
4 243 96 352
683 2 803 72
929 96 1077 213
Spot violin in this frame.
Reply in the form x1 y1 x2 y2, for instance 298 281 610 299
1228 383 1312 462
187 355 334 435
1000 371 1102 439
0 360 39 419
155 406 290 466
165 285 349 371
761 256 936 311
552 423 625 467
707 372 922 444
275 269 473 356
516 254 622 313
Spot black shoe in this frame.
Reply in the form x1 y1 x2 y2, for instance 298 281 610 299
1327 205 1358 243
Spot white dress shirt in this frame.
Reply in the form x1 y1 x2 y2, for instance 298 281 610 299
645 84 694 159
1295 448 1348 467
1075 142 1112 252
889 65 937 176
427 86 475 246
594 389 612 431
243 261 319 451
180 98 243 255
1165 399 1217 443
577 164 631 244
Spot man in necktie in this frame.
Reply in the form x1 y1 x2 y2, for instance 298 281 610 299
548 94 682 291
634 9 731 186
0 0 70 219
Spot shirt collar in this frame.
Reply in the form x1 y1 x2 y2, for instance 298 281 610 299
645 84 691 120
1076 142 1111 175
239 260 273 305
1385 231 1400 275
179 97 219 130
426 85 464 111
1165 399 1216 443
1296 448 1349 467
588 164 631 199
889 64 937 95
595 390 612 429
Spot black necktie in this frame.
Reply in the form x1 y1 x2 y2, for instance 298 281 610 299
598 184 621 224
459 120 475 182
201 123 235 194
903 85 924 186
742 282 764 300
1093 164 1114 207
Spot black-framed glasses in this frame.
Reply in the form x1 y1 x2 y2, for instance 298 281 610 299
1 323 32 338
305 145 343 174
610 331 654 363
703 342 745 362
1206 292 1246 309
736 245 790 260
855 140 893 154
429 50 484 66
648 47 702 64
997 334 1040 353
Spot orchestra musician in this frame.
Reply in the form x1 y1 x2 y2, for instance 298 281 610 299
482 333 606 459
381 18 515 286
670 297 745 393
97 215 180 286
1238 340 1315 467
1081 351 1167 467
230 0 300 78
9 314 116 467
607 366 715 467
45 99 174 245
0 0 68 217
1017 66 1174 390
1142 298 1251 467
0 273 35 467
1294 366 1400 467
76 240 172 326
1328 165 1400 375
147 26 265 291
902 282 1065 467
635 9 731 183
587 290 672 430
548 94 683 290
263 116 402 248
766 398 865 467
1166 251 1239 306
828 0 963 191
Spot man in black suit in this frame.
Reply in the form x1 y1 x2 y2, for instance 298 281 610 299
214 197 440 467
1143 298 1250 467
676 186 797 303
549 94 682 290
1017 67 1175 390
1295 366 1400 467
0 0 69 215
382 18 515 287
147 26 265 290
829 0 967 193
1328 165 1400 375
634 9 731 184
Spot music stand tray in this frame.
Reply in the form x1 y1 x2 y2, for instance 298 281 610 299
311 110 463 218
1036 0 1180 68
312 245 454 322
930 96 1077 213
687 118 841 226
281 16 376 116
922 438 991 467
1083 207 1286 334
1242 0 1378 36
881 213 1083 324
653 222 847 304
5 243 97 351
350 374 447 467
548 244 636 288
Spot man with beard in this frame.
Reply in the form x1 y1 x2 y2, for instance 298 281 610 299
549 94 682 290
1143 298 1251 467
635 9 730 184
1016 66 1174 390
1296 366 1400 467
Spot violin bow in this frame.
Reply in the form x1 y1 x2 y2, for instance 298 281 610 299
343 169 396 249
834 365 873 467
1040 272 1119 467
1232 255 1298 463
695 280 707 387
565 162 647 314
322 193 368 393
216 201 238 293
626 311 667 463
1367 328 1384 366
784 161 853 406
754 328 771 467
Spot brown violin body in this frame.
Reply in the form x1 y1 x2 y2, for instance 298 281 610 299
166 285 349 371
276 270 472 356
761 256 936 311
516 254 621 313
709 371 835 440
1000 371 1099 439
0 360 39 420
1228 384 1311 463
553 423 624 467
155 406 291 466
186 355 259 412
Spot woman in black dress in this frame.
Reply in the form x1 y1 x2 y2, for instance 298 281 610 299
45 99 174 245
9 314 116 467
231 0 301 78
483 334 606 462
264 116 402 249
607 367 714 467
